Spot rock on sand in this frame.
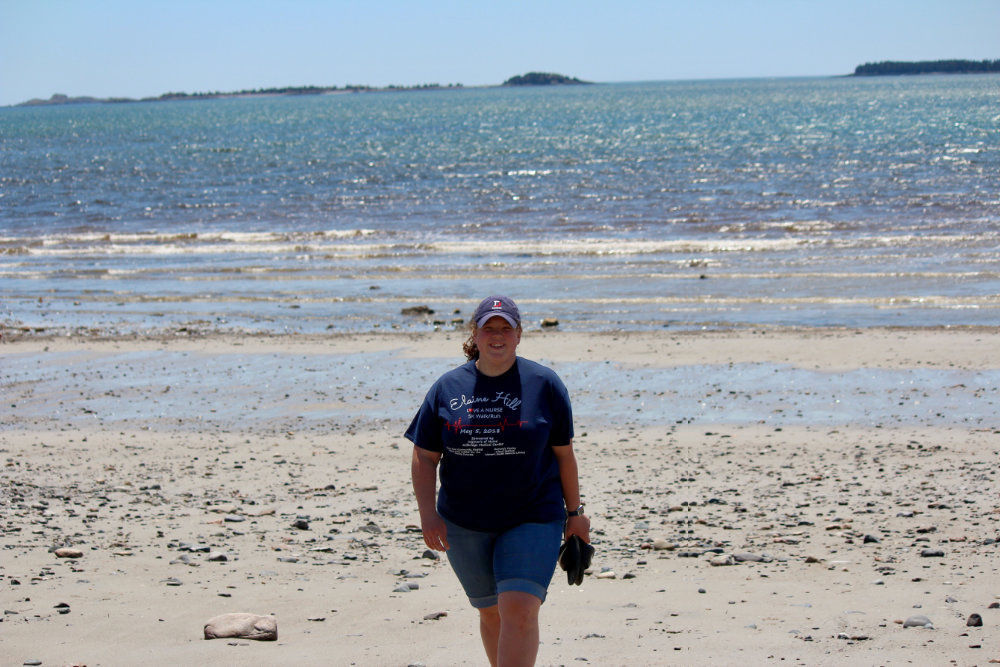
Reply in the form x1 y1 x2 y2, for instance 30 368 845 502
204 613 278 641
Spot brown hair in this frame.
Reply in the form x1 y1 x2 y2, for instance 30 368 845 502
462 318 479 360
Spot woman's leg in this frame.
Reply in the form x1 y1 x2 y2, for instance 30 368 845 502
497 590 542 667
478 605 501 667
491 520 563 666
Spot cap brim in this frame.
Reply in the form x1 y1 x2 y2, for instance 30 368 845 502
476 313 519 328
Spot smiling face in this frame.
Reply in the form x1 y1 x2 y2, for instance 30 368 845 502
473 315 522 376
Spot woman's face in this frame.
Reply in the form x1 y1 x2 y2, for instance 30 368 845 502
474 316 521 373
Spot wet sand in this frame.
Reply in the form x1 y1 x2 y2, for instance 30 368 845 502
2 327 998 666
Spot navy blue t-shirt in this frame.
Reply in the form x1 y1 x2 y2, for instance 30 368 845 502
405 357 574 532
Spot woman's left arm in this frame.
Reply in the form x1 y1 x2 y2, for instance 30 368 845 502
552 441 591 543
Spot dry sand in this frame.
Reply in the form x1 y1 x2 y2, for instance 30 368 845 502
1 327 998 666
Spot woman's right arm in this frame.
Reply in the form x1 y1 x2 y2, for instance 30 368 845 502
411 446 449 551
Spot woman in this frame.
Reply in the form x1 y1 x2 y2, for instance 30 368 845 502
407 295 590 667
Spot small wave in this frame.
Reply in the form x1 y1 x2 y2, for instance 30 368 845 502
0 228 379 254
3 229 997 263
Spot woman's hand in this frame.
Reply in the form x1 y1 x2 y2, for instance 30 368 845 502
565 513 591 544
420 511 450 551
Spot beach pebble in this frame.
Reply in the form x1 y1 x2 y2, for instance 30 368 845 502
902 615 934 629
710 554 735 566
207 551 228 562
651 539 675 551
204 612 277 641
163 577 183 586
967 613 983 627
920 548 945 558
863 534 880 544
423 611 447 620
54 547 84 558
421 549 440 560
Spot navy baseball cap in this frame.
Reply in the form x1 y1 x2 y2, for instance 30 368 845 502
474 296 521 328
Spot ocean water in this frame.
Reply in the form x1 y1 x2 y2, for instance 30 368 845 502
2 76 998 334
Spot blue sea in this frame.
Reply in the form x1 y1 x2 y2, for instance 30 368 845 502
2 76 998 335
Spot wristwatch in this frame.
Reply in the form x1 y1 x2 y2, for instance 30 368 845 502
567 503 585 517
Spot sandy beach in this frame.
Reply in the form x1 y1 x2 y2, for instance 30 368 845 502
2 327 998 666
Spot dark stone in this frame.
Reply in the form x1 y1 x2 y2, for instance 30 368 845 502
401 305 435 316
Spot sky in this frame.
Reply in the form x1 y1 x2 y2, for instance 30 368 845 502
2 0 998 106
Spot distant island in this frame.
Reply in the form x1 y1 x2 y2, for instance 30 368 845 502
14 72 591 107
502 72 591 86
852 59 1000 76
15 82 464 107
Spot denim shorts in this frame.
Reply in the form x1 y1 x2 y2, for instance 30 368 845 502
442 517 564 609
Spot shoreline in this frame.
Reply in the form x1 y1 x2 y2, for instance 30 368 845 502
3 323 997 367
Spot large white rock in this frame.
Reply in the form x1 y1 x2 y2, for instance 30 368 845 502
204 613 277 641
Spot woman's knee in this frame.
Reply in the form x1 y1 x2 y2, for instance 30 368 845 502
498 591 541 626
479 605 501 623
